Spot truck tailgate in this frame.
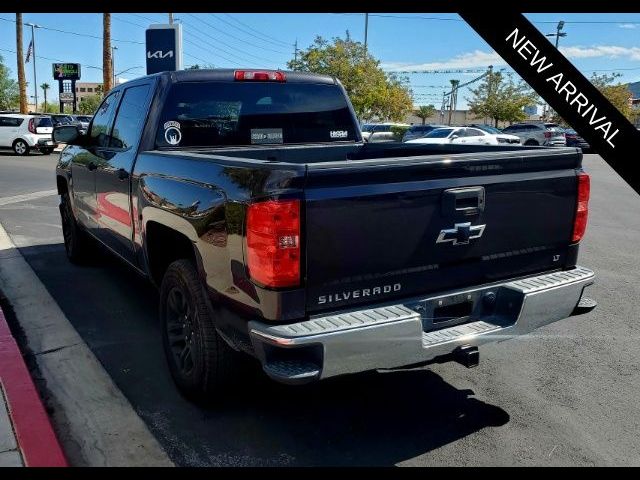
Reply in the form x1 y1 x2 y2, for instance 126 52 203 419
303 148 582 313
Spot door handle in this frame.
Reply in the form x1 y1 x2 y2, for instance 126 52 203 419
88 162 97 171
117 168 129 180
442 187 486 216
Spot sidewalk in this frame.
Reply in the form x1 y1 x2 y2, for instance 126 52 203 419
0 306 67 467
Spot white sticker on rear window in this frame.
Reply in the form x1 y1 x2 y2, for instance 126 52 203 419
330 130 348 139
250 128 283 144
164 121 181 146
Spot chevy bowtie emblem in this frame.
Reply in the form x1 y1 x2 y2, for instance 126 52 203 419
436 222 486 246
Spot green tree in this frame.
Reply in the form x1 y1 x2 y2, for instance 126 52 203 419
78 94 103 115
38 102 58 113
468 71 539 127
287 34 413 122
0 54 19 110
415 105 436 125
40 82 50 111
550 73 637 125
590 72 635 121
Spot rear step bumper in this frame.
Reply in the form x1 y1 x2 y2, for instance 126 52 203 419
249 266 595 385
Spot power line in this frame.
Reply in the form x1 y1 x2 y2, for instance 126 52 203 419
181 27 264 67
220 13 292 47
0 46 104 70
185 14 282 63
208 14 291 54
182 37 240 66
0 16 144 45
330 13 640 26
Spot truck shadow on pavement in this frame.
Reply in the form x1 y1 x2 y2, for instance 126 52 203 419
18 242 510 467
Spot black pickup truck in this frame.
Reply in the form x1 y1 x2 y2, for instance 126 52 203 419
54 69 595 399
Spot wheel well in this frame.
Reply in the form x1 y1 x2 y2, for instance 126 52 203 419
57 176 68 195
12 138 28 146
145 221 197 286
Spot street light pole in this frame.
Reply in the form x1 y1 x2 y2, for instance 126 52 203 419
26 23 40 111
111 46 118 87
364 13 369 53
543 21 566 119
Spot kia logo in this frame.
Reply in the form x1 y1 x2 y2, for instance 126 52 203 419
147 50 174 59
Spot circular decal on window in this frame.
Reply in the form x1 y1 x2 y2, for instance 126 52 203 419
164 121 182 146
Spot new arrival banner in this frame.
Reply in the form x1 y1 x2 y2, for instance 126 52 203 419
460 11 640 195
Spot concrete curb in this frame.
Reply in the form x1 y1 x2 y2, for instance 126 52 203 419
0 306 67 467
0 221 173 466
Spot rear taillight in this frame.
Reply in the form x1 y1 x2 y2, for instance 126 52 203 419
28 118 36 134
544 131 552 138
246 199 300 288
572 171 590 243
234 70 286 82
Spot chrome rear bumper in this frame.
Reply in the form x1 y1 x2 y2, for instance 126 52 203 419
249 267 595 384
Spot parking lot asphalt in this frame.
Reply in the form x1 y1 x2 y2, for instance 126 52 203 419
0 151 639 466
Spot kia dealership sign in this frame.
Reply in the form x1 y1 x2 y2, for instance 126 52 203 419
145 24 183 75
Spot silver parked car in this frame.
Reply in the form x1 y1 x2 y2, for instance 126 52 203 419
502 122 566 147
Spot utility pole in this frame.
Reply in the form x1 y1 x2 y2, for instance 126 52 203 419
168 13 174 25
448 79 459 125
364 13 369 53
16 14 28 114
293 40 298 69
26 22 39 111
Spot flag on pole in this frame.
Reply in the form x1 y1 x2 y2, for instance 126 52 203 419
25 39 33 63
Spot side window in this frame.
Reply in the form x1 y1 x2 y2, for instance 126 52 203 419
90 91 121 147
110 84 152 149
466 128 485 136
0 117 23 127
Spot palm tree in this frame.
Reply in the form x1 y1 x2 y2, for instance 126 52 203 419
103 13 112 92
16 13 28 113
40 82 50 111
415 105 436 125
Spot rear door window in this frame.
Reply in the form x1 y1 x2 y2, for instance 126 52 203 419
110 84 152 149
90 91 121 147
156 81 357 147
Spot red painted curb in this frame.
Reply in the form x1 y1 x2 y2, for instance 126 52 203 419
0 307 68 467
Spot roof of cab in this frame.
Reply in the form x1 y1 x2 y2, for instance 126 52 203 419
167 68 336 85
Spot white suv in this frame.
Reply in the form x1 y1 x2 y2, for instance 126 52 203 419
0 114 56 156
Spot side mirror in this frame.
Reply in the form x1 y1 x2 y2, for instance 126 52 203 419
450 134 459 141
53 125 84 146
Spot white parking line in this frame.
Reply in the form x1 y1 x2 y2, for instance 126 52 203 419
0 221 173 467
0 190 58 207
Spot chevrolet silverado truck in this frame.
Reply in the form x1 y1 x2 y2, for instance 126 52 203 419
53 69 595 398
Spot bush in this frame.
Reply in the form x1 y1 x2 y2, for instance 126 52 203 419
391 125 410 141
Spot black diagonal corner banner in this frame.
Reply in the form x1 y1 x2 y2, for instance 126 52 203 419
459 11 640 196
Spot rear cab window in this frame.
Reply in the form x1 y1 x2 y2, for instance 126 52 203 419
156 81 357 148
36 117 53 128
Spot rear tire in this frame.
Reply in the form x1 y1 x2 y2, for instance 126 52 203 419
12 139 30 156
160 259 245 401
41 148 54 155
59 192 93 264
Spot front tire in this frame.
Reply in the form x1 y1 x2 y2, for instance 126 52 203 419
59 192 92 263
13 139 30 156
524 139 539 146
160 259 243 400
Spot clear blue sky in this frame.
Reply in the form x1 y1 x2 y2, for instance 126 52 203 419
1 12 639 109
